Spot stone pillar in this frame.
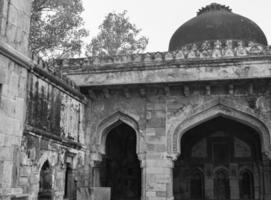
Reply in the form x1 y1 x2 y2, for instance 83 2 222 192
141 153 174 200
229 163 239 200
262 156 271 200
204 163 214 200
92 163 102 187
253 163 261 200
90 153 103 187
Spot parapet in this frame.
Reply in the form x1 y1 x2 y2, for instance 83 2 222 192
58 40 271 72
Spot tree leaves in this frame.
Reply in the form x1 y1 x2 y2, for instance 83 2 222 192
30 0 88 59
86 10 148 57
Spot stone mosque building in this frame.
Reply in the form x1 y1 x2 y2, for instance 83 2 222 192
1 1 271 200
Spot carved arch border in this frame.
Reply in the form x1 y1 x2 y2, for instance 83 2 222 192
97 111 142 155
168 98 271 157
37 151 58 172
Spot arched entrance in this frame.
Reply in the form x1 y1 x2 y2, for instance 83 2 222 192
38 160 52 200
100 122 141 200
173 117 262 200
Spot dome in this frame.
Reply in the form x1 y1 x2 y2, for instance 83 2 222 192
169 3 268 51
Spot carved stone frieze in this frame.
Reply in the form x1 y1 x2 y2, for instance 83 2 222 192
58 39 270 70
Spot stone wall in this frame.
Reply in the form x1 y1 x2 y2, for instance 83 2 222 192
0 0 31 199
21 67 87 200
0 54 28 199
85 78 271 200
0 1 88 200
0 0 31 54
26 71 85 143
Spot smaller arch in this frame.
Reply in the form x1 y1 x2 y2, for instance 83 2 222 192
97 111 141 155
38 160 53 200
37 151 57 173
239 169 254 199
239 166 253 174
213 166 230 175
190 169 205 200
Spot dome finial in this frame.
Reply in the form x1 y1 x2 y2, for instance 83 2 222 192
197 3 232 16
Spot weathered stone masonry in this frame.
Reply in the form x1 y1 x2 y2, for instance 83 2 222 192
60 38 271 200
0 1 87 200
2 1 271 200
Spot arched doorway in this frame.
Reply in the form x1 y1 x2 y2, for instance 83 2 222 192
38 160 52 200
100 123 141 200
173 117 262 200
240 169 254 200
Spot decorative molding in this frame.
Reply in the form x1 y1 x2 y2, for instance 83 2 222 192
97 111 141 155
59 40 271 72
197 3 232 16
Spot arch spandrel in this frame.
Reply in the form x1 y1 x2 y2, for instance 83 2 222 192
96 111 142 155
167 98 271 157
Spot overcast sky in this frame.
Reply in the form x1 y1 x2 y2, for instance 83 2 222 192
81 0 271 52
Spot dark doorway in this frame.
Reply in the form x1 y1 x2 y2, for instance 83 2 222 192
101 123 141 200
173 117 262 200
64 163 76 200
240 170 254 200
38 160 52 200
190 170 204 199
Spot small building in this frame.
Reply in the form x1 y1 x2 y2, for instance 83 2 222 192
62 3 271 200
1 1 271 200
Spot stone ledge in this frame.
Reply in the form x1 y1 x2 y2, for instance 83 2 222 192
59 40 271 74
66 58 271 87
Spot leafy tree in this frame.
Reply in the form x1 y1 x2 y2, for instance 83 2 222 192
86 10 148 57
30 0 89 59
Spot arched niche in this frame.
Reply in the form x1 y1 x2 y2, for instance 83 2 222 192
169 99 271 157
239 169 254 199
190 169 205 199
38 160 52 200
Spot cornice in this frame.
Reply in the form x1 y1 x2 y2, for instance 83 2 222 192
0 39 87 103
60 40 271 75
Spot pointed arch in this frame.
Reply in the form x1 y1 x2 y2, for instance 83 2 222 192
97 111 141 155
37 151 57 172
38 159 53 200
169 98 271 156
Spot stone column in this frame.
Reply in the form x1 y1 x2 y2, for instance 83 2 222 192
229 163 239 200
262 155 271 200
253 163 261 200
204 163 214 200
89 153 103 187
140 153 175 200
